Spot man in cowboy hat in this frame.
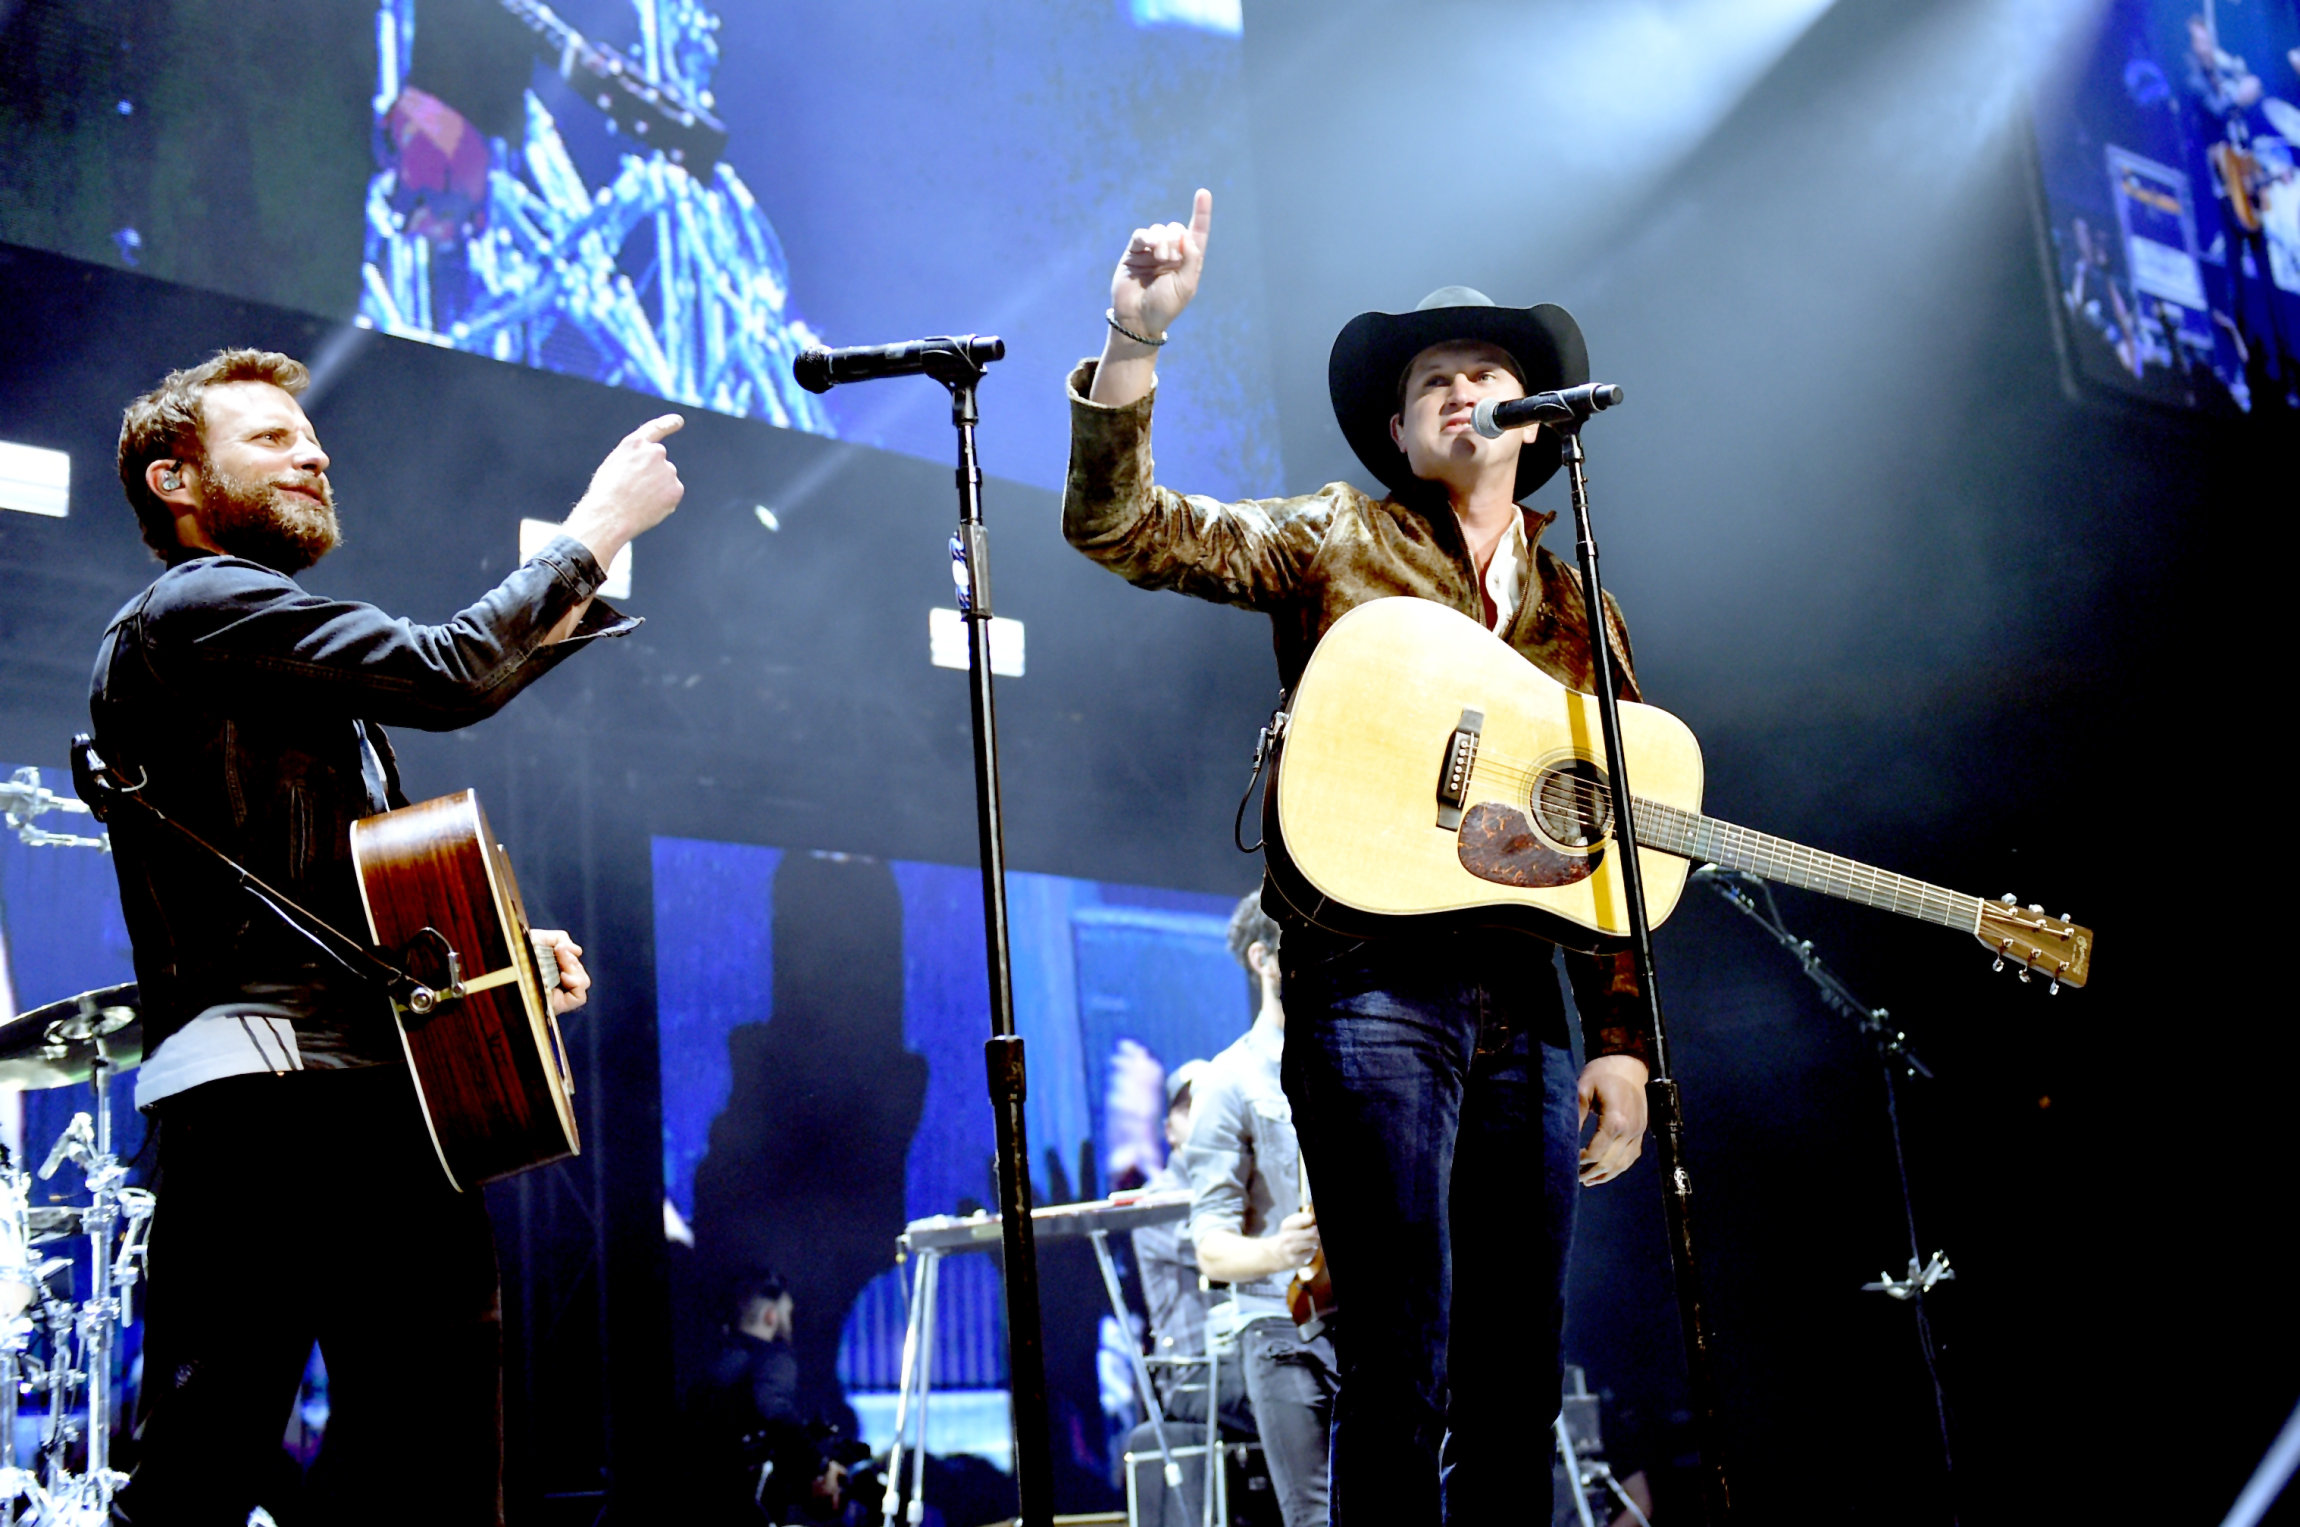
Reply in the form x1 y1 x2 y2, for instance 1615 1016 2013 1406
1061 190 1651 1526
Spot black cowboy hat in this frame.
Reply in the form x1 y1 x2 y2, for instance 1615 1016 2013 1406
1327 288 1588 502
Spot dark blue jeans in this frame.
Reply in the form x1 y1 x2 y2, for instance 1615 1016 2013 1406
1280 929 1582 1527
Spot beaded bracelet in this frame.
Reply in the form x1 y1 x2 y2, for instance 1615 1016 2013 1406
1106 308 1169 348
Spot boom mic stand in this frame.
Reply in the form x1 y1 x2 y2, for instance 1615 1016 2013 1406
1554 409 1734 1522
791 336 1054 1527
1692 866 1958 1522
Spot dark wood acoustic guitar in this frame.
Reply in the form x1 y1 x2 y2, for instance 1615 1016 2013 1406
349 790 581 1189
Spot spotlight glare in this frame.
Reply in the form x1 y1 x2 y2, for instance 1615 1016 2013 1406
0 441 70 518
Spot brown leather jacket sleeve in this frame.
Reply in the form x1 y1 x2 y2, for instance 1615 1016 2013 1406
1565 947 1651 1069
1062 360 1333 610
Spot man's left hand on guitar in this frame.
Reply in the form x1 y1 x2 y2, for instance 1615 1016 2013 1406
537 930 591 1016
1577 1054 1649 1186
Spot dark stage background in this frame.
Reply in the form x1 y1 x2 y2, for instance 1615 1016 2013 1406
2 0 2294 1522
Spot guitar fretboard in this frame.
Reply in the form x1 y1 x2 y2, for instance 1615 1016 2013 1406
1632 799 1982 933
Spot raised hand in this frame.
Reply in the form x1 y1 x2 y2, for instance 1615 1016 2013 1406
564 413 686 571
1111 188 1214 340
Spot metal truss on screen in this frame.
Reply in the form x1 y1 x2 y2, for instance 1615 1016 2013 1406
359 0 835 435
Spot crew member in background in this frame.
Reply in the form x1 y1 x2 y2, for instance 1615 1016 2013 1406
97 348 683 1524
1177 894 1336 1527
1062 192 1653 1526
703 1271 802 1430
685 1272 857 1524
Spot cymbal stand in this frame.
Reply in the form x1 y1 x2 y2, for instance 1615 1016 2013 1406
1 1156 34 1524
1691 866 1957 1521
16 1035 149 1522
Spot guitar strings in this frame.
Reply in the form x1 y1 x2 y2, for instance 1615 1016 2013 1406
1455 754 1983 924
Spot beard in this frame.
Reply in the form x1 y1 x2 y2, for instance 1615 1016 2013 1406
198 464 341 574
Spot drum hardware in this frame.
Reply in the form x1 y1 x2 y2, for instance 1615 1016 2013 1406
1694 867 1959 1508
1551 1366 1651 1527
0 987 145 1093
0 768 108 853
0 987 156 1524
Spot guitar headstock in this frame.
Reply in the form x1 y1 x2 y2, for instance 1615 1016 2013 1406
1975 895 2093 992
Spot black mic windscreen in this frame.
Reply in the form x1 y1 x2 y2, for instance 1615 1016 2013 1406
792 349 834 394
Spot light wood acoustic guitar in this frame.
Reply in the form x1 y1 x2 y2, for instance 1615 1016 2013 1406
350 790 582 1189
1264 597 2093 990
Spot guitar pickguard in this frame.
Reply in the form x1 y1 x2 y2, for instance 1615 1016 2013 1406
1457 801 1604 888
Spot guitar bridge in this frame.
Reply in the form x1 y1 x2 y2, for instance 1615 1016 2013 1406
1435 709 1484 830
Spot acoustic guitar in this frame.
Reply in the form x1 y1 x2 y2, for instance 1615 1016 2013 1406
1264 597 2093 990
350 790 582 1189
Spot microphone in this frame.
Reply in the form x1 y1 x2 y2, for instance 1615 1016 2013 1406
792 335 1005 394
1471 382 1624 437
40 1111 93 1181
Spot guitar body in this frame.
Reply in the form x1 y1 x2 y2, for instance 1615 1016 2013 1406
2210 139 2264 234
1287 1248 1338 1342
350 790 580 1190
1269 596 1703 949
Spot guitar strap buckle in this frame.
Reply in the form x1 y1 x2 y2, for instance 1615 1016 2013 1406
1234 694 1292 854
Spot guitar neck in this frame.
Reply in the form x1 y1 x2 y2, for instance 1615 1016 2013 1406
1633 799 1980 934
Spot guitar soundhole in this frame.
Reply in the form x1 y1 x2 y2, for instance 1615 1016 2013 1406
1532 761 1612 847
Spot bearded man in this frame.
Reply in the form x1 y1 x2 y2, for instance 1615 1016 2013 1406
94 348 682 1525
1062 193 1652 1526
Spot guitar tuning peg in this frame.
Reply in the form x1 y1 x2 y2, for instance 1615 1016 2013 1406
2057 912 2069 923
1991 954 2005 972
2027 903 2043 914
1999 892 2018 904
2017 968 2031 984
2047 975 2061 995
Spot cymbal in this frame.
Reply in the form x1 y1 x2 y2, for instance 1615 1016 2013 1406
0 983 143 1089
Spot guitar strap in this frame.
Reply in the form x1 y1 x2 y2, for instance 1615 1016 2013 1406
70 733 433 1011
1232 690 1292 854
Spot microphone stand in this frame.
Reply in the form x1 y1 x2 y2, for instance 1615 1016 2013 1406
923 349 1056 1527
1693 867 1958 1521
1556 424 1734 1522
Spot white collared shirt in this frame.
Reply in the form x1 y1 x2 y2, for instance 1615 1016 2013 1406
1480 511 1532 632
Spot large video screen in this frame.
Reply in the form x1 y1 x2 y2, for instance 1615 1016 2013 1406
2032 0 2300 412
0 0 1281 501
653 837 1255 1485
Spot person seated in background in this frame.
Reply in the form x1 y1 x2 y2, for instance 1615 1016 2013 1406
709 1271 802 1428
1177 895 1337 1527
687 1272 856 1522
1132 1058 1254 1435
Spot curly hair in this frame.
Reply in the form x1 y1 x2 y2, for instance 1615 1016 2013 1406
116 348 310 560
1225 890 1280 969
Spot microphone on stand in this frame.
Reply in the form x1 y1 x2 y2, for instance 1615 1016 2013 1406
793 335 1005 393
1471 382 1624 437
39 1112 94 1181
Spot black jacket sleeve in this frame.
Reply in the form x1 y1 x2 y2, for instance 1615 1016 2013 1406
136 536 637 731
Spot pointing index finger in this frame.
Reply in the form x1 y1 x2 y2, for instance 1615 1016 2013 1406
630 413 686 445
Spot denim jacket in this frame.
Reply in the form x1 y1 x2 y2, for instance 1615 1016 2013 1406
88 535 634 1063
1061 362 1650 1067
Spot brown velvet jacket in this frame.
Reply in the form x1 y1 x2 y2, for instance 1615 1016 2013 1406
1061 360 1650 1067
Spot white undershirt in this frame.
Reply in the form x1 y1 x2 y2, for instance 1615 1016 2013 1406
1481 512 1531 632
134 1004 305 1111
